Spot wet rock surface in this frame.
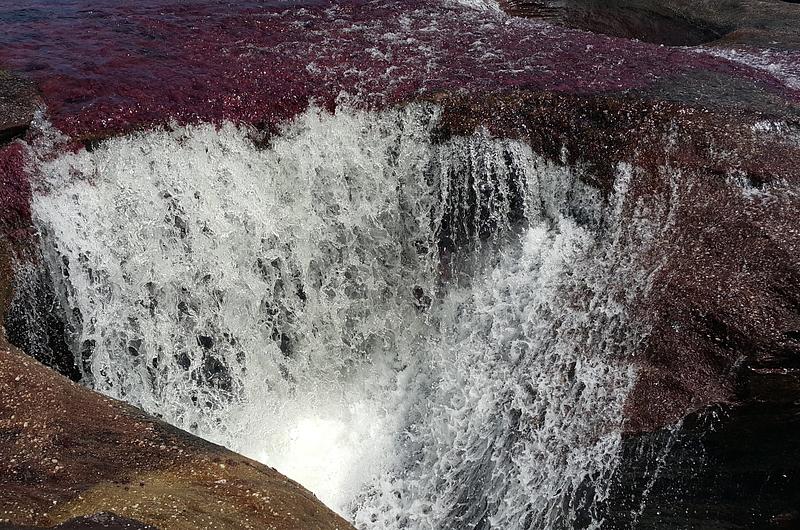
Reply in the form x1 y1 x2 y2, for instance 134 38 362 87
499 0 800 48
603 402 800 529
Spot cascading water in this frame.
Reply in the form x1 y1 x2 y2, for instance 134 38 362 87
454 0 502 11
26 103 653 529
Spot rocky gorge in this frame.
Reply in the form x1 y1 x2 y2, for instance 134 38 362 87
1 1 799 528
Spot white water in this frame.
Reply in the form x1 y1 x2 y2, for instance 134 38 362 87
455 0 501 12
30 104 650 528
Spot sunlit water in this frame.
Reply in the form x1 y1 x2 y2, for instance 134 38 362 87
28 104 653 528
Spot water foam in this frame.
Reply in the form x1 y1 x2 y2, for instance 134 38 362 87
454 0 502 12
30 105 649 527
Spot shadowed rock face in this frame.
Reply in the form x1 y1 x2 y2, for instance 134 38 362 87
500 0 728 46
603 402 800 529
4 253 80 382
499 0 800 48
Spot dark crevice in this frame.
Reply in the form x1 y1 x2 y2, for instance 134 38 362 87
602 403 800 529
0 125 30 145
5 262 80 381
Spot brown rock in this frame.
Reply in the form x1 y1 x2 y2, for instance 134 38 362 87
0 71 37 144
1 512 158 529
0 342 353 530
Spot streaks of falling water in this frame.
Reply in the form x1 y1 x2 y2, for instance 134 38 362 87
29 104 651 528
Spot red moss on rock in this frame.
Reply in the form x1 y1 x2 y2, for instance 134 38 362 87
0 143 32 242
0 0 796 142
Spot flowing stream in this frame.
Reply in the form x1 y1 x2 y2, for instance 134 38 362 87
26 104 653 529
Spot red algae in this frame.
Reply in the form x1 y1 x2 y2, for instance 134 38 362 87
0 143 32 241
0 0 796 140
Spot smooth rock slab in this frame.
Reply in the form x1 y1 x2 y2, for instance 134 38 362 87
500 0 800 48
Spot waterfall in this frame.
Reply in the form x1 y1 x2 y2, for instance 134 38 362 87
27 104 651 529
